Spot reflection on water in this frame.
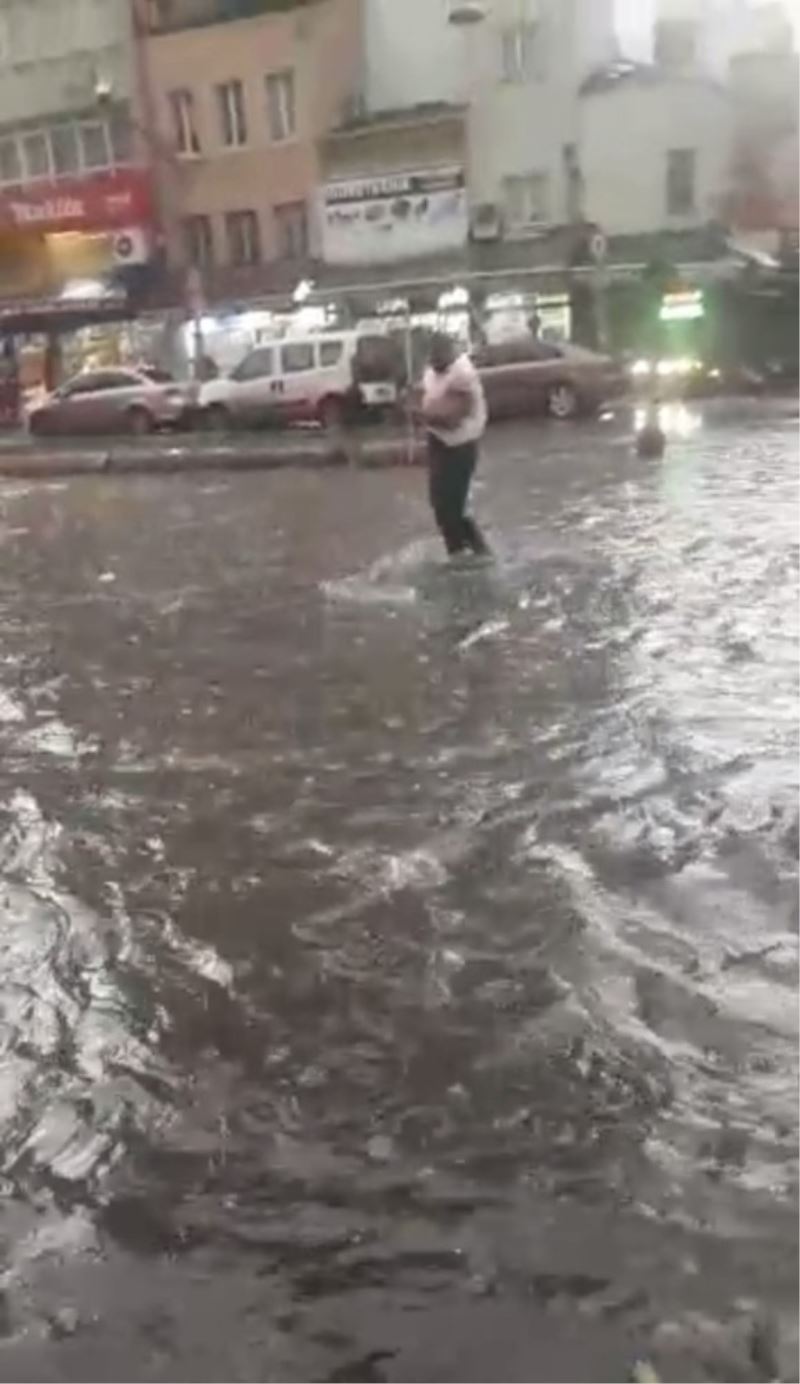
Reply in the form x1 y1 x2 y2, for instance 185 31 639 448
634 403 703 438
0 405 796 1382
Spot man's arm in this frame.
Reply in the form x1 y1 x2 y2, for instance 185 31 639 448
422 384 471 429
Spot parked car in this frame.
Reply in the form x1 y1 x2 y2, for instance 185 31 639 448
27 368 196 436
473 338 625 420
199 331 402 432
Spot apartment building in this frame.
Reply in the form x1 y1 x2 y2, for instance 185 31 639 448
359 0 797 252
579 68 733 237
362 0 619 233
137 0 362 297
0 0 155 303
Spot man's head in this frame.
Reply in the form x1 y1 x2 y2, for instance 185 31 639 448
429 331 457 375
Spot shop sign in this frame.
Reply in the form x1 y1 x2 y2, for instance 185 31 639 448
0 169 154 235
320 167 468 266
659 289 705 322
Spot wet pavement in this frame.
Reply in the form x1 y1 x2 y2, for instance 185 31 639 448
0 401 797 1383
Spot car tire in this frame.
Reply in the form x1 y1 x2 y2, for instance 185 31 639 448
546 382 580 420
126 406 153 437
204 404 232 434
318 395 346 430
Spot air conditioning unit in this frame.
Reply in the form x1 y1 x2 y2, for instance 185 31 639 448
470 202 503 242
112 227 150 266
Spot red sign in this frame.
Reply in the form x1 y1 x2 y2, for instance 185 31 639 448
0 168 154 234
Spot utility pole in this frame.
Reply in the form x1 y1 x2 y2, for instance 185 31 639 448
112 0 204 374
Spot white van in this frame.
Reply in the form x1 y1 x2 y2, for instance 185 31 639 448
198 330 402 431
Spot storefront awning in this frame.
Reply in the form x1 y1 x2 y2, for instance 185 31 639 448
0 294 134 335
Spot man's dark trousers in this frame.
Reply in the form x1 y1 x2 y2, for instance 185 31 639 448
427 432 489 556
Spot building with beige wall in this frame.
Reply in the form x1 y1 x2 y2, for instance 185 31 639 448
137 0 363 298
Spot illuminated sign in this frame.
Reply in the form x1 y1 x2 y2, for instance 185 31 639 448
321 167 467 266
659 290 705 322
0 169 154 234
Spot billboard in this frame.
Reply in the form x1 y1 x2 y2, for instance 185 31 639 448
320 167 467 266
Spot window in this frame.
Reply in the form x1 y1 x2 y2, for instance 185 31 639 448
67 372 121 395
265 71 295 142
655 20 697 70
0 138 21 184
96 371 141 389
217 79 247 147
21 131 50 179
500 22 543 82
169 89 200 155
79 122 110 169
319 340 344 367
504 172 550 227
109 111 133 164
50 125 80 175
274 200 308 259
182 214 214 268
281 342 314 374
139 366 174 383
233 348 274 381
225 209 260 266
666 148 696 215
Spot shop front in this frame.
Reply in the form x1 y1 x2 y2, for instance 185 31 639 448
0 167 157 424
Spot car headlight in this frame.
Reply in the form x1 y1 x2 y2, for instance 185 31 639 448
629 359 652 377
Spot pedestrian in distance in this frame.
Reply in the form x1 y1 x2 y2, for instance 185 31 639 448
420 331 491 561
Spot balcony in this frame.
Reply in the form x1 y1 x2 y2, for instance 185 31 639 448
140 0 316 35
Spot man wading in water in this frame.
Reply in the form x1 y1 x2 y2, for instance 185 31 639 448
421 332 490 560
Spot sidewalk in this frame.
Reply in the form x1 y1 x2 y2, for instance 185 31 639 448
0 430 427 478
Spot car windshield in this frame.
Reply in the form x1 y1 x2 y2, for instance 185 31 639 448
140 366 173 382
353 334 404 384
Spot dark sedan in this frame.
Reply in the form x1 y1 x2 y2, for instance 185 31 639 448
474 338 625 420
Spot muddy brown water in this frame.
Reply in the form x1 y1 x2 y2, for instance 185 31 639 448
0 403 797 1382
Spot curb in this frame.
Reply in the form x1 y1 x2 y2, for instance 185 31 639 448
0 452 110 478
0 436 427 479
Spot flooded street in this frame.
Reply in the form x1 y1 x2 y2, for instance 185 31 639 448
0 403 797 1382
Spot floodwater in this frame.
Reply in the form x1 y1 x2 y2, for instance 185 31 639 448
0 403 797 1383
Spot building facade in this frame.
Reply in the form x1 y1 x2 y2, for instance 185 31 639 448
318 105 468 269
725 43 799 251
136 0 363 299
0 0 156 304
579 71 733 237
355 0 796 255
361 0 620 237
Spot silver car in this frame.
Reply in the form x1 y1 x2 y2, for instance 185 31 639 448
28 368 195 437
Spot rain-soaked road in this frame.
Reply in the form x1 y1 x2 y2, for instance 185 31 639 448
0 402 797 1383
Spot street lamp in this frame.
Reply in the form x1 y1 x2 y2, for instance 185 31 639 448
447 1 487 24
95 76 204 375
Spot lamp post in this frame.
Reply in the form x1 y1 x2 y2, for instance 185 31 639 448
96 58 203 377
447 0 488 276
